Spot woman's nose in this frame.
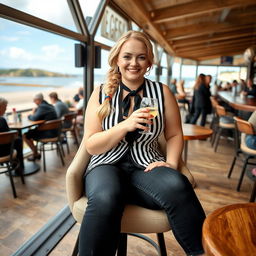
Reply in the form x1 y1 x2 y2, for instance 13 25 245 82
130 57 138 65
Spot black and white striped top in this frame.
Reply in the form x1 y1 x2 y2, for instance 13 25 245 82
87 78 165 171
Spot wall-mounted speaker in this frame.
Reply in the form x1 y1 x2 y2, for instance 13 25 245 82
94 46 101 69
75 43 86 67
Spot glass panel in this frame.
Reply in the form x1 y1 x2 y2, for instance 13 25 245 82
94 48 109 87
181 65 197 89
217 66 240 89
79 0 101 21
1 0 78 31
197 66 218 84
0 18 83 112
160 67 168 85
161 52 167 67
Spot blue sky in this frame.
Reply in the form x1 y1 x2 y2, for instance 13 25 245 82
0 0 103 75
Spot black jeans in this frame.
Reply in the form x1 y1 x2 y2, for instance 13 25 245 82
190 107 208 126
79 154 205 256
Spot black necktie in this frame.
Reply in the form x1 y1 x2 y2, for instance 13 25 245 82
121 81 144 118
120 81 145 144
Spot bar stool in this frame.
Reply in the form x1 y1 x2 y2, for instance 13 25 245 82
203 203 256 256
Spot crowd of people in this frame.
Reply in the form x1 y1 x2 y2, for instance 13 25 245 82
0 87 85 173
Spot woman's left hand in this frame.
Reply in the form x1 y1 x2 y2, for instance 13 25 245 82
144 161 176 172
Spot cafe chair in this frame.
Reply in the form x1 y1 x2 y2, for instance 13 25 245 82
36 119 65 172
66 134 196 256
0 130 24 198
61 112 79 154
213 104 235 152
228 116 256 192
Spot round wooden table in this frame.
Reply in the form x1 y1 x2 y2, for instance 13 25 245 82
182 124 213 163
203 203 256 256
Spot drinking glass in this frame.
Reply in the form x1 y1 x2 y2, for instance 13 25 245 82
139 97 158 134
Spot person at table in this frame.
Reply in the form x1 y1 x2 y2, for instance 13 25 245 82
49 92 71 128
241 78 256 97
23 93 57 161
0 97 24 174
190 73 212 126
79 30 206 256
176 79 191 112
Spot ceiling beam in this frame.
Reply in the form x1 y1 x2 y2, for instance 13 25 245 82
151 0 256 24
166 22 256 41
174 37 256 52
172 29 256 48
113 0 175 55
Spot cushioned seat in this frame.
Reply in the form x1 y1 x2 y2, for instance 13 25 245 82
66 134 195 256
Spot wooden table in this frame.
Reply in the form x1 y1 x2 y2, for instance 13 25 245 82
182 124 213 163
9 119 45 176
203 203 256 256
218 91 256 112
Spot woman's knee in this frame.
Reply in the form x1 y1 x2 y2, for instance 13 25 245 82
87 188 125 216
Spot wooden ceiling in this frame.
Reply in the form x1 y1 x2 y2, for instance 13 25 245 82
112 0 256 61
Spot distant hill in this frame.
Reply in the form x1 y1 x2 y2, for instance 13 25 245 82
0 68 73 77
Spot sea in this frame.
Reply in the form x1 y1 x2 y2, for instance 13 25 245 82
0 74 196 93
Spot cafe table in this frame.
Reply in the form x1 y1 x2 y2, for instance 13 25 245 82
202 203 256 256
8 119 45 176
218 91 256 112
182 123 213 164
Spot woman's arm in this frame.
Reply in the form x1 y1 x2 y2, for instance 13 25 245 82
84 86 152 155
144 84 183 172
164 84 184 170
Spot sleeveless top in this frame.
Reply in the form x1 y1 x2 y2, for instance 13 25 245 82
87 78 165 171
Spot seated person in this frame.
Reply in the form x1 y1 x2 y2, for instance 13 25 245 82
241 78 256 98
0 97 24 174
176 80 191 112
49 92 71 128
72 87 83 106
245 110 256 150
23 93 58 161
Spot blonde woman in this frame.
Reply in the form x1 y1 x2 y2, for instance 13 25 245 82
80 30 205 256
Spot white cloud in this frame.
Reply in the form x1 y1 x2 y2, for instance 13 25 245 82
40 44 65 61
0 35 19 42
2 47 34 60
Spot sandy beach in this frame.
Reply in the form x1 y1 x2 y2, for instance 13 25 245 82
1 86 79 113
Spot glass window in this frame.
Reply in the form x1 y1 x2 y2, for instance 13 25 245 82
79 0 102 21
217 66 240 83
160 67 168 84
161 52 167 68
181 65 197 89
94 49 109 87
197 65 218 83
0 18 83 112
1 0 78 32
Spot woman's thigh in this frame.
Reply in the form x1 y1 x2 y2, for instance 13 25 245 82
128 166 191 209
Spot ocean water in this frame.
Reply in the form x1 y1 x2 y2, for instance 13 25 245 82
0 74 108 93
0 74 195 93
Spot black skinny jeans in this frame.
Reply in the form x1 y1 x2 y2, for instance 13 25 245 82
79 154 205 256
190 107 208 126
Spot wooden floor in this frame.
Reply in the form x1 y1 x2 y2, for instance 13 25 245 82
0 128 255 256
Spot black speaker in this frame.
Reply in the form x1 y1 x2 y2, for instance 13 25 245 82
94 46 101 68
75 43 86 67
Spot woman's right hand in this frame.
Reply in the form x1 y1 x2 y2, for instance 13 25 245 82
122 107 153 132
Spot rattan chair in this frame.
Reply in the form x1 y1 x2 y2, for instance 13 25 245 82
66 134 196 256
36 119 65 172
228 116 256 191
0 130 24 198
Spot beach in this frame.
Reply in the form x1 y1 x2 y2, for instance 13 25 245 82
2 86 79 113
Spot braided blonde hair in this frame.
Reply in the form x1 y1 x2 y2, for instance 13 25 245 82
97 30 154 120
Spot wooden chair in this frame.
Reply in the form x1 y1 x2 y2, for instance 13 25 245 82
203 203 256 256
228 116 256 191
61 112 79 154
66 134 196 256
212 104 235 152
36 119 65 172
0 130 24 198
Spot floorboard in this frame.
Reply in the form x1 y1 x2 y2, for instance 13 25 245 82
0 130 254 256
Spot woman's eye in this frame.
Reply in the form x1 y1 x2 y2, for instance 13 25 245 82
138 56 146 60
123 55 131 59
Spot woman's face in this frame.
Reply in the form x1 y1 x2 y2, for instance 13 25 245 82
117 38 150 85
